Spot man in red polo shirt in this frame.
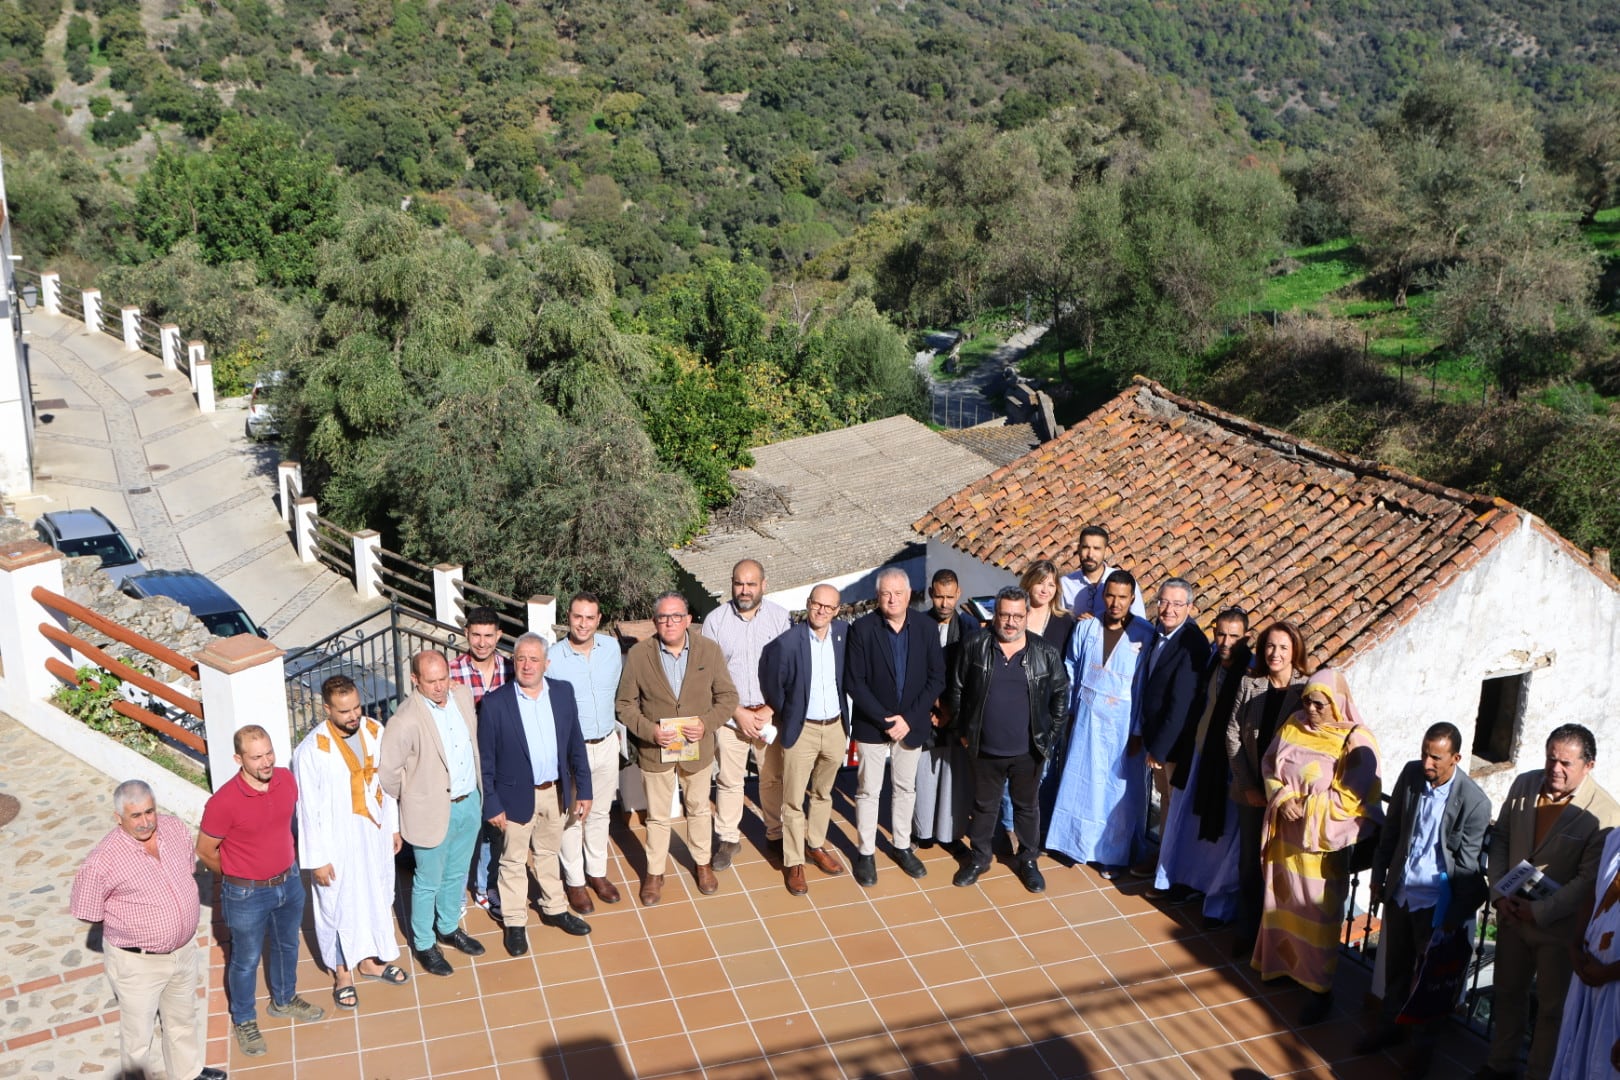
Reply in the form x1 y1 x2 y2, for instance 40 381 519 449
71 779 226 1080
197 724 324 1057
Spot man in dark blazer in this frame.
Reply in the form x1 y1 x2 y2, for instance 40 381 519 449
914 569 980 852
846 567 946 886
761 583 849 896
1359 722 1490 1071
1480 724 1620 1080
1130 576 1209 874
478 633 593 956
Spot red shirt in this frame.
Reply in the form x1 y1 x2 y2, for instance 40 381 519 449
449 652 512 705
199 768 298 879
70 815 200 954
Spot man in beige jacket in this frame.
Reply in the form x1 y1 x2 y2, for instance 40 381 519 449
1482 723 1620 1080
379 650 484 976
616 591 739 906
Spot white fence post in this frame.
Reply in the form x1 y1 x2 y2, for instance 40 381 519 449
353 530 382 600
40 272 60 315
293 497 318 563
0 541 71 715
528 594 557 642
121 307 141 351
186 341 205 391
194 356 215 413
433 564 464 627
160 324 180 371
194 636 289 792
277 462 302 526
82 289 102 334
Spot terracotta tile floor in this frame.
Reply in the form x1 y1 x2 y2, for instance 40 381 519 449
209 789 1492 1079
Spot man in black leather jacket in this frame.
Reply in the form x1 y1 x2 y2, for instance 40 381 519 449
944 585 1070 893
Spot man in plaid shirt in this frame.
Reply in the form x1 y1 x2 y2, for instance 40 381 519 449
449 606 514 913
71 779 226 1080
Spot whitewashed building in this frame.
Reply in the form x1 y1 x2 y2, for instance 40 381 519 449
914 379 1620 803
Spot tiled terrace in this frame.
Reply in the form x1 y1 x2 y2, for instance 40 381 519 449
217 781 1491 1080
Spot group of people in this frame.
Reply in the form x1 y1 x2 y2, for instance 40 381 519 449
65 538 1620 1079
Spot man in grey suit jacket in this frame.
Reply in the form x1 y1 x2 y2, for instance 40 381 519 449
1360 722 1490 1071
1480 723 1620 1080
378 651 485 976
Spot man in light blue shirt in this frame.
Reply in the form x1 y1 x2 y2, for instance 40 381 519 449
548 592 626 914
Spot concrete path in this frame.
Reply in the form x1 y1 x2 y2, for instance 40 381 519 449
0 713 225 1078
914 324 1048 428
12 310 383 647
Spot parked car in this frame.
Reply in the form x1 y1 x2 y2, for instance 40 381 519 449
120 569 267 639
283 647 400 736
244 371 285 441
34 508 147 586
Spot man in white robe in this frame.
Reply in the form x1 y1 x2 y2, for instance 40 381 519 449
1551 826 1620 1079
1044 571 1153 876
292 674 409 1008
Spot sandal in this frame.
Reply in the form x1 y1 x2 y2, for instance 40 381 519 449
358 962 409 985
333 984 358 1010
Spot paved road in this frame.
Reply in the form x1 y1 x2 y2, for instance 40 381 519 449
13 309 382 646
914 324 1048 428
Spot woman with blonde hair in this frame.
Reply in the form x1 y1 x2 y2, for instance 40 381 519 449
1253 668 1383 1024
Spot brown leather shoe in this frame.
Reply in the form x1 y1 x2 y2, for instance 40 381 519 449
784 864 808 896
586 875 621 904
694 863 719 895
639 874 664 907
805 846 846 876
564 884 595 916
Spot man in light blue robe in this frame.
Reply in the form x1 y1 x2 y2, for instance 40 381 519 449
1045 570 1153 875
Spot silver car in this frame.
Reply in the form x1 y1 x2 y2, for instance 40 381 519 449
34 508 147 586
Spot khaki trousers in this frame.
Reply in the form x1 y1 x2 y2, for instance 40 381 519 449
642 767 713 874
779 721 847 867
499 785 568 922
714 724 783 843
855 740 921 855
103 938 202 1080
1487 920 1574 1079
561 733 621 885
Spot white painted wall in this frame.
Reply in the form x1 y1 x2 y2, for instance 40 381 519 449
1345 517 1620 809
762 554 929 613
922 536 1019 606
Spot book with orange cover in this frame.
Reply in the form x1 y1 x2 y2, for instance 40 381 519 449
659 717 701 763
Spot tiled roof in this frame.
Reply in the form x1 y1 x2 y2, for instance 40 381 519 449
673 415 994 600
914 378 1532 668
938 421 1043 468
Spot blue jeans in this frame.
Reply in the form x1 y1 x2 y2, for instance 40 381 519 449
221 870 305 1025
411 793 482 950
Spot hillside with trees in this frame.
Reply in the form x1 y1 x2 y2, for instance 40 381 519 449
2 0 1617 611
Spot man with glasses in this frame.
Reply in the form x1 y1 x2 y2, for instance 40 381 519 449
1129 577 1209 878
615 592 739 905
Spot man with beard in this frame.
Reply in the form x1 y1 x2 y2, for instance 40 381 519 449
913 569 979 853
1058 525 1144 621
292 675 409 1011
198 724 324 1057
448 606 513 916
1045 572 1154 878
701 559 792 869
945 586 1069 893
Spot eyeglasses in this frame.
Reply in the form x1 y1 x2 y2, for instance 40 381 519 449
1158 599 1190 610
653 613 688 624
808 602 838 612
1302 699 1331 711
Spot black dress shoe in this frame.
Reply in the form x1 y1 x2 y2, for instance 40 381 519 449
952 859 990 887
195 1069 229 1080
893 846 928 878
540 910 592 936
853 853 877 887
437 928 485 956
1017 861 1046 893
413 945 453 977
503 927 529 957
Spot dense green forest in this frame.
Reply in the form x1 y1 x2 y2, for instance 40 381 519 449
2 0 1617 611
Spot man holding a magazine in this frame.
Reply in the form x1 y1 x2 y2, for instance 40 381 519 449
1479 724 1620 1080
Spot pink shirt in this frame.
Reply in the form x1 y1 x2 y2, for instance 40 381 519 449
70 815 200 954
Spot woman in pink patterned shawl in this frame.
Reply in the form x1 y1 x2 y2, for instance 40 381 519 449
1252 667 1383 1024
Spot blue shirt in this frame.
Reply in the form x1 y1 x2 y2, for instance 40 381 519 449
426 695 479 799
1395 774 1454 911
548 634 622 741
886 618 909 700
515 684 558 787
805 626 840 721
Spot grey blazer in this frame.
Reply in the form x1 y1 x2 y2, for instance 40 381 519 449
1224 673 1305 802
1370 759 1492 921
